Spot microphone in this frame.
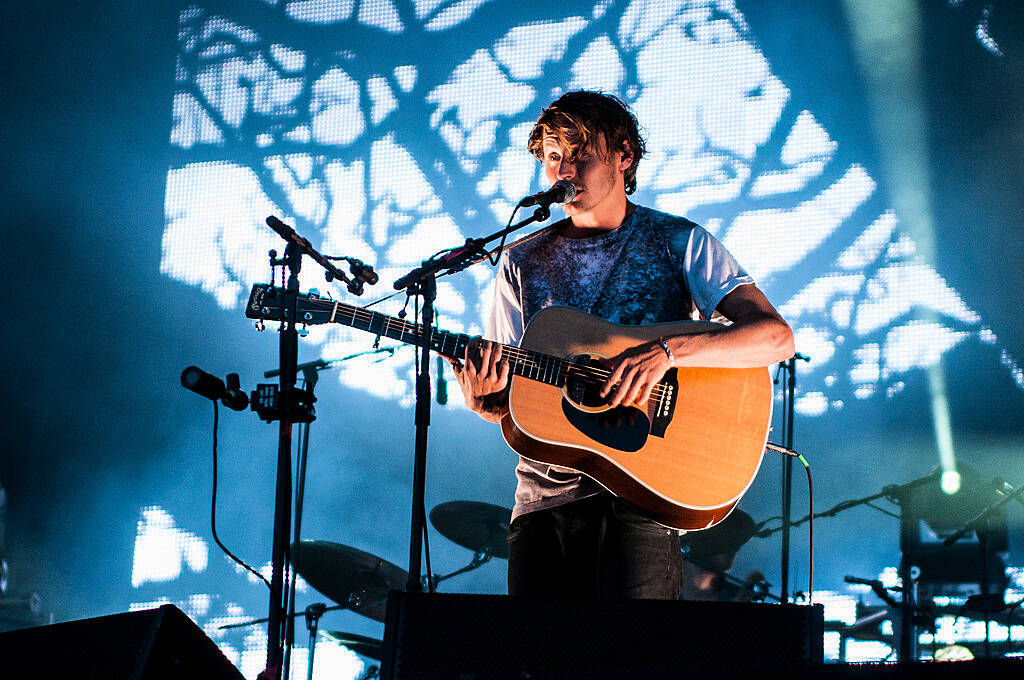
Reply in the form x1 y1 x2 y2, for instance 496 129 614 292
845 575 900 606
436 355 448 405
348 259 378 285
518 179 577 208
181 366 249 411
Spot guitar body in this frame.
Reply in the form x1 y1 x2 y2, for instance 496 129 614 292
502 306 773 531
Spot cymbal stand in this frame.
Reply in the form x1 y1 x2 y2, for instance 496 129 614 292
425 548 494 590
218 603 350 632
303 603 327 680
220 601 337 680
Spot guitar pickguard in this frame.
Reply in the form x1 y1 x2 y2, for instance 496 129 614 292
560 399 650 452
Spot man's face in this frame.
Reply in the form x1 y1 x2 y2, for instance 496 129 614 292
541 132 630 219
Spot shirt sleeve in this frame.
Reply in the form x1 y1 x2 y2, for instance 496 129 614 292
485 253 525 346
678 225 755 321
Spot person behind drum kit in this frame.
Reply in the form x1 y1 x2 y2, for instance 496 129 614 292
678 509 764 602
445 90 793 599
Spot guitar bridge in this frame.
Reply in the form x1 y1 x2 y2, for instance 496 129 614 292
649 370 678 438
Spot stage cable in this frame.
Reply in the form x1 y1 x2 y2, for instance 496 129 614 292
799 453 814 602
210 401 271 589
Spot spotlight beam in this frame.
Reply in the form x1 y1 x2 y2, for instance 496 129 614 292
843 0 959 494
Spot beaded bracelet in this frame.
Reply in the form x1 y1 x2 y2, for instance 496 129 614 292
657 336 675 364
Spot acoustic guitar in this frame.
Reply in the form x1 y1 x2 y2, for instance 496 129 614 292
246 284 772 530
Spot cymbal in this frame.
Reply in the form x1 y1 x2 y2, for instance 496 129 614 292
290 541 407 622
321 631 384 661
430 501 511 559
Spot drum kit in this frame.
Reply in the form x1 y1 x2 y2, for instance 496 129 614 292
269 501 511 671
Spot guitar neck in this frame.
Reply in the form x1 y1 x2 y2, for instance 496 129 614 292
326 301 568 388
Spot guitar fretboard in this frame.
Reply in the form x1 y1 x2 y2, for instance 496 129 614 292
326 300 569 388
248 284 675 404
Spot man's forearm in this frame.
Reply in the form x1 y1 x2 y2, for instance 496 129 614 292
667 315 794 369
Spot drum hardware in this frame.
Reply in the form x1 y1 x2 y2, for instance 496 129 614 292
424 501 511 588
429 501 511 559
289 541 407 623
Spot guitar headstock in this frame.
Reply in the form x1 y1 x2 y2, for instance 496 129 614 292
246 283 336 325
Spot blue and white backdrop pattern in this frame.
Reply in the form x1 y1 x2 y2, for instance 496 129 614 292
162 0 1022 419
144 1 1024 673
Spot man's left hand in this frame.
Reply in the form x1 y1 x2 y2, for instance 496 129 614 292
599 340 673 408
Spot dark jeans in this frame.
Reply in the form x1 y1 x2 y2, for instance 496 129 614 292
507 493 682 599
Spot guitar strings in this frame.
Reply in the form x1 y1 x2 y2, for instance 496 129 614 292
318 300 674 401
327 302 674 401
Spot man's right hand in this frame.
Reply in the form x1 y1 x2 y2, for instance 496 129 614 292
443 338 510 423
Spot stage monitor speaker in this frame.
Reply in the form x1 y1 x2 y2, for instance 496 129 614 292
0 604 244 680
381 591 823 680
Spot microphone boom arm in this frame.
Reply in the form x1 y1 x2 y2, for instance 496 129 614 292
393 205 553 291
266 216 367 295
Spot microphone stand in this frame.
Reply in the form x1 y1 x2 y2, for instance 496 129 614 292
759 469 942 662
757 469 940 535
393 205 555 592
257 216 364 680
261 239 302 680
777 357 798 602
282 362 327 680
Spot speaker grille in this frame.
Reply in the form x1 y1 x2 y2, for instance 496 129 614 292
382 592 823 680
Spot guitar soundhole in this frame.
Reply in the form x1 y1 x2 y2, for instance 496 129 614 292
563 355 611 408
561 354 650 453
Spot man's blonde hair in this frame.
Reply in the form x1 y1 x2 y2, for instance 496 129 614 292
527 91 646 194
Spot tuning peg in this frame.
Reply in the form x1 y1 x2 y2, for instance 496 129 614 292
255 319 266 332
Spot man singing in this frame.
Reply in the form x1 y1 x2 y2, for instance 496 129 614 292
448 90 793 599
